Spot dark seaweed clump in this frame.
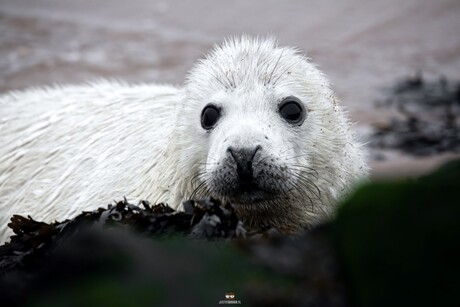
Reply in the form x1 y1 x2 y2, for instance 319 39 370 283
0 198 245 273
371 74 460 155
0 198 347 307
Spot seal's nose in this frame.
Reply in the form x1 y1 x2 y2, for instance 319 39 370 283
227 145 261 182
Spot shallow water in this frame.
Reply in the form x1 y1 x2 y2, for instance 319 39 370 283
1 0 460 178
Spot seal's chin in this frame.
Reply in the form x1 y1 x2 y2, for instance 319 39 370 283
228 183 275 204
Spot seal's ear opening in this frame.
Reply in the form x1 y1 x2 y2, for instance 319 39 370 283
278 96 306 125
201 104 221 130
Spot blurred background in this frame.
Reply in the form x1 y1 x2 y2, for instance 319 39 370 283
1 0 459 179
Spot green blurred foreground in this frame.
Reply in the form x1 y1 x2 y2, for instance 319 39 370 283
336 160 460 307
1 160 459 307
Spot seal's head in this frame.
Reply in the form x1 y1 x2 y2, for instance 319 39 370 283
175 36 366 230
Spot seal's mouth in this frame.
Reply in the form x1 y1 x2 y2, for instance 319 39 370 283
229 182 275 204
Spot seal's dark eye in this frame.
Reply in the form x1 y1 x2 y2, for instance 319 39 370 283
201 104 221 130
279 96 306 125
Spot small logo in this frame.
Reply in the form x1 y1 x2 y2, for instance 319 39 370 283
219 292 241 304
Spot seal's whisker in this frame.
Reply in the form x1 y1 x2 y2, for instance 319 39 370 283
190 179 208 199
189 171 207 188
208 71 230 90
292 180 316 213
291 172 322 201
272 59 302 86
283 154 307 161
266 49 284 86
195 162 218 166
290 164 320 179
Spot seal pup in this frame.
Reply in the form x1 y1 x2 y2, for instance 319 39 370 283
0 36 367 242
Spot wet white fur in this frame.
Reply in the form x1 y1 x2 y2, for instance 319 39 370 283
0 37 367 242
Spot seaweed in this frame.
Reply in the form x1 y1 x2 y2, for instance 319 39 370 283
371 74 460 155
0 198 245 274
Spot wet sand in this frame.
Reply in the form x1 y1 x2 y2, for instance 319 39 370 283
1 0 460 178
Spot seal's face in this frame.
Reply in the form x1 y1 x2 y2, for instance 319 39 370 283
199 92 308 205
181 37 331 209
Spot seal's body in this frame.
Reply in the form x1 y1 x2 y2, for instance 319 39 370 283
0 37 367 242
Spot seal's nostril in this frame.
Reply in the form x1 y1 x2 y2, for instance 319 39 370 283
251 145 262 161
228 147 236 161
227 146 262 182
227 146 261 164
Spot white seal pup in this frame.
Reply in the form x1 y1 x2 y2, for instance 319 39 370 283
0 36 367 242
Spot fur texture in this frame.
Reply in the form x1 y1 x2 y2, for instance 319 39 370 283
0 37 368 242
